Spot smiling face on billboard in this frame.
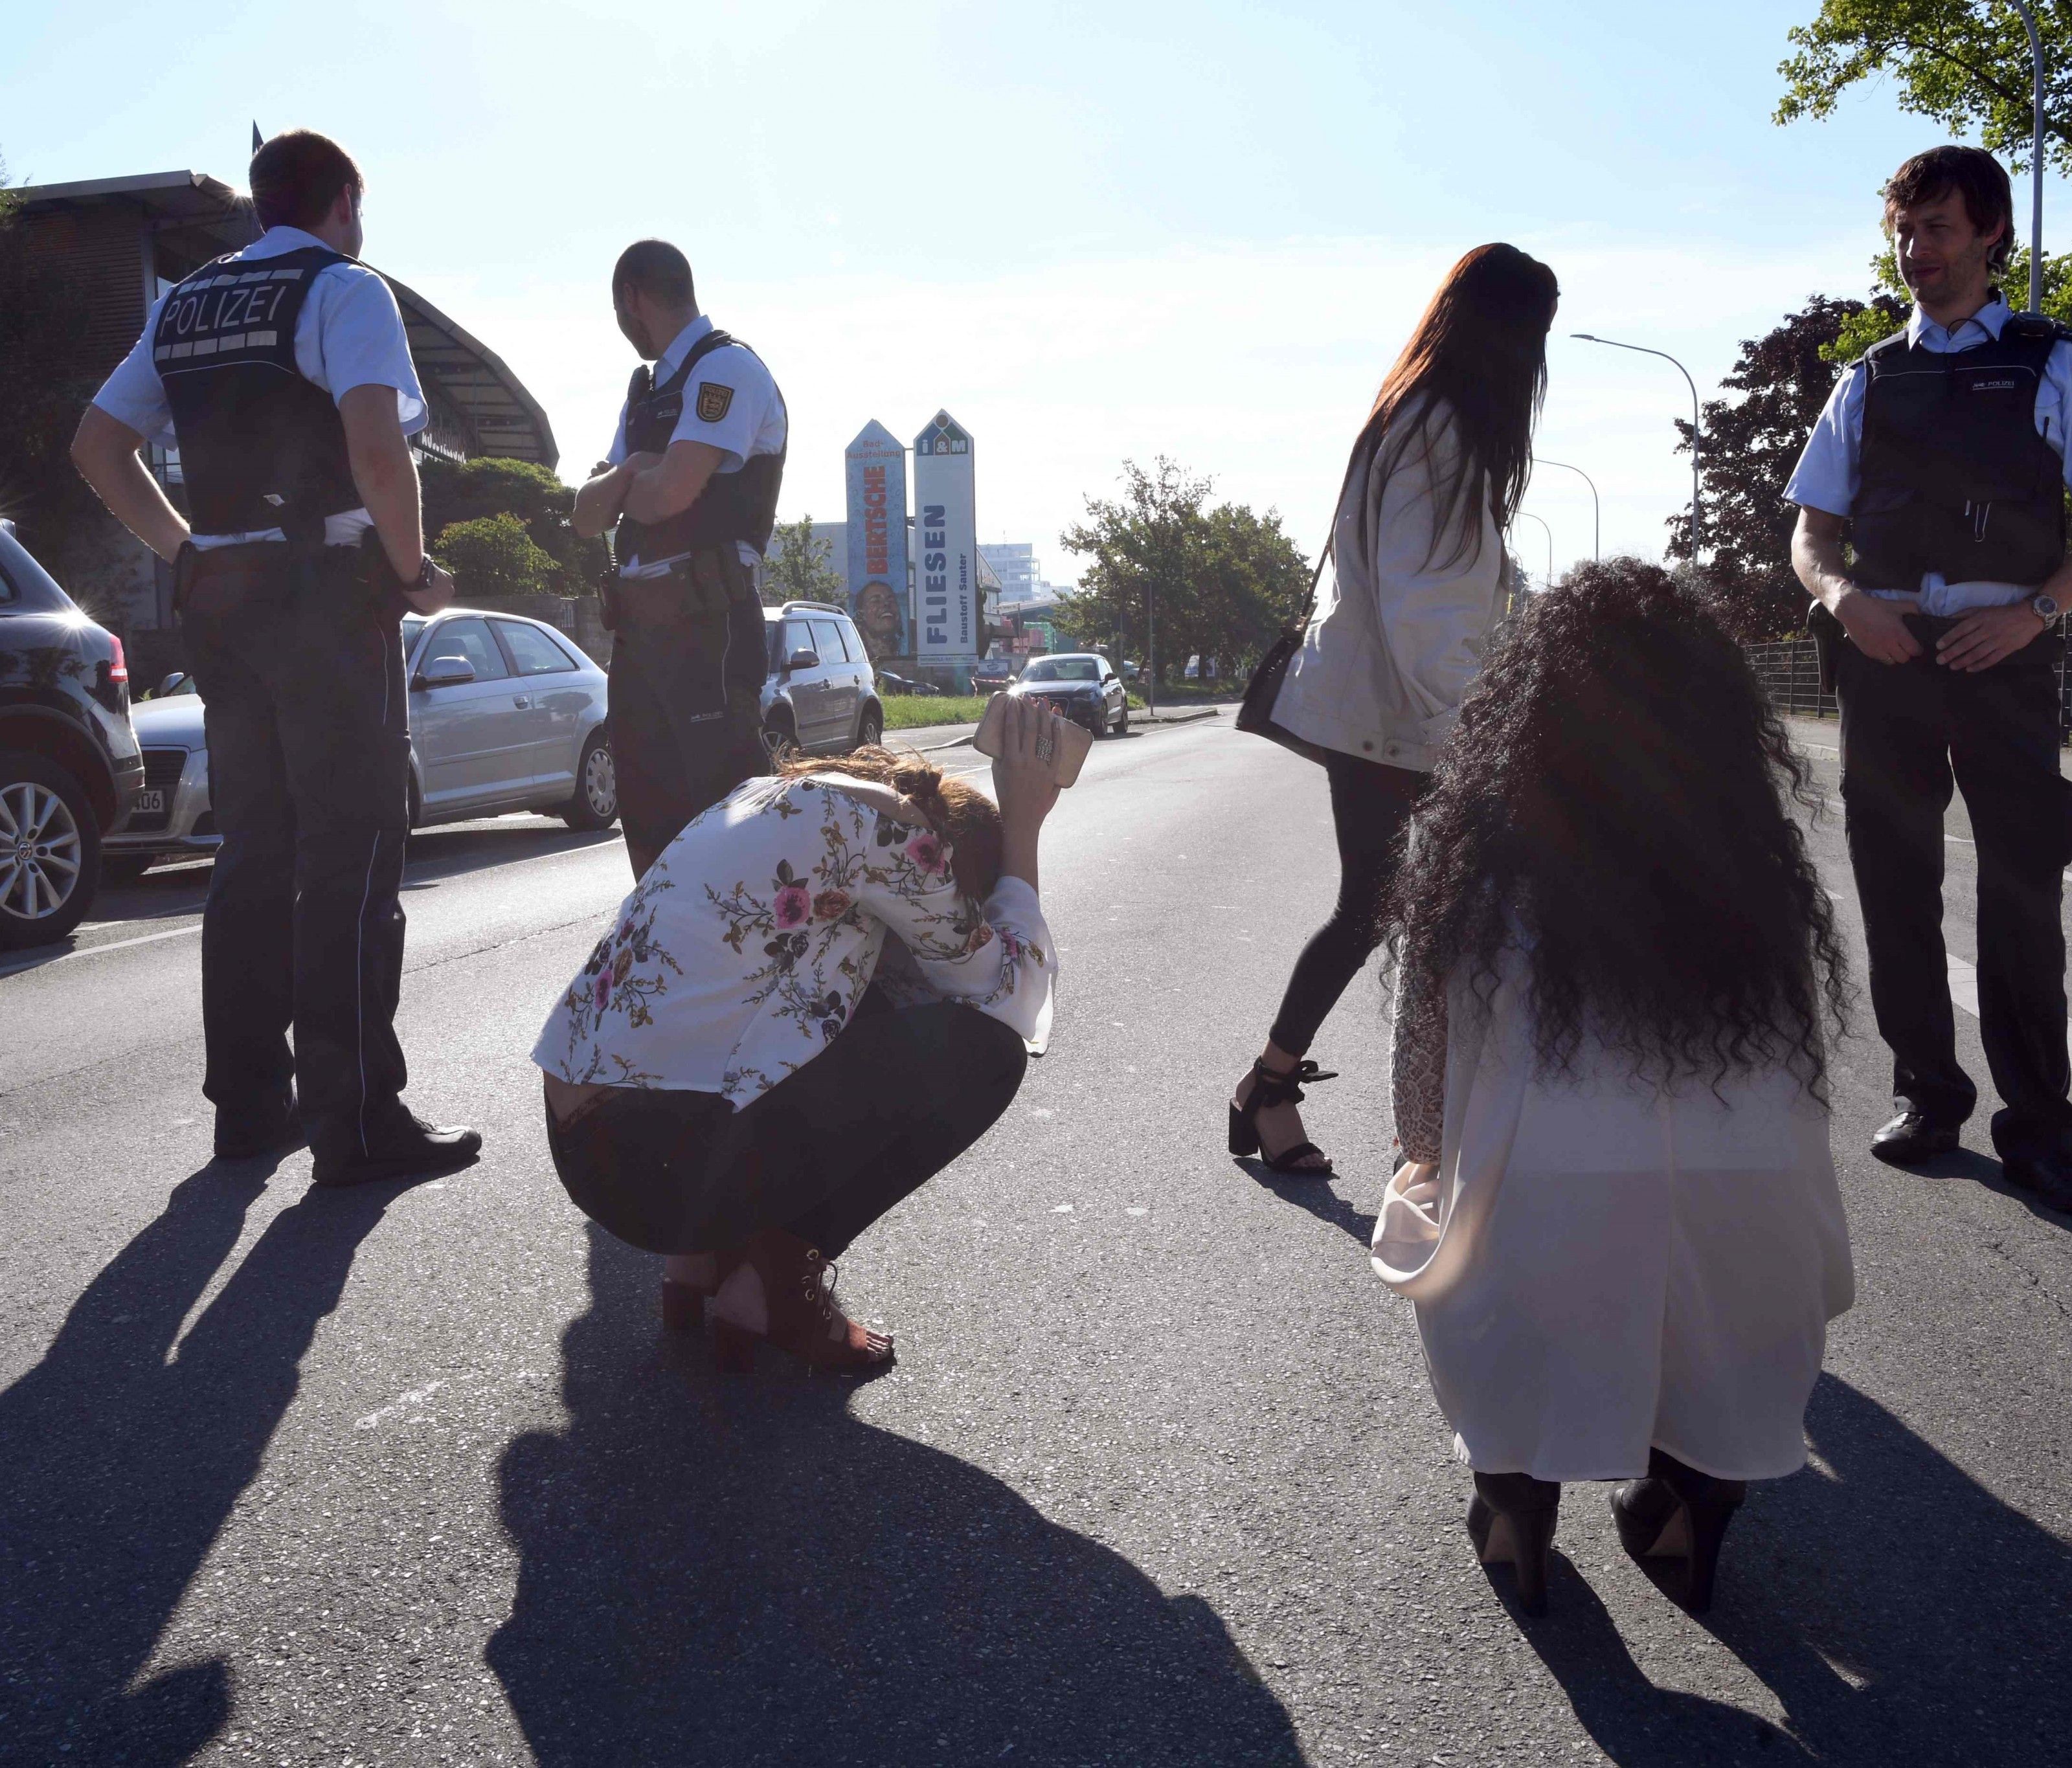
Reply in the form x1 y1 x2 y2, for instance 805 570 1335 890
854 579 903 661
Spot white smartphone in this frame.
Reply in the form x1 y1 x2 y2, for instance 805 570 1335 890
973 693 1094 788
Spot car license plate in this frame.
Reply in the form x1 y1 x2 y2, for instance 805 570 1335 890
133 789 165 814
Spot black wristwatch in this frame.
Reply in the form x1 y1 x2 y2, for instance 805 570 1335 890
2031 593 2060 626
405 554 438 592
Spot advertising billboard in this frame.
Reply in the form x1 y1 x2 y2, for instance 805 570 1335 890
844 420 909 663
912 410 976 663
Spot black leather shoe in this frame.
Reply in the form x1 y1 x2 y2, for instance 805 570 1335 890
214 1092 302 1161
311 1118 482 1188
1998 1147 2072 1211
1869 1112 1962 1167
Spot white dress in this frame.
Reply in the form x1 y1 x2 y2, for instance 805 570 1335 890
1373 948 1855 1483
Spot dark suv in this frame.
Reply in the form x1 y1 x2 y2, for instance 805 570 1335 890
761 601 884 754
0 521 145 948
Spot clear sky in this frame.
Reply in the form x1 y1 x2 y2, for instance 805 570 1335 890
3 0 2049 585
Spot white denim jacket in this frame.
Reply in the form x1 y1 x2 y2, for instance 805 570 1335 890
1273 397 1505 773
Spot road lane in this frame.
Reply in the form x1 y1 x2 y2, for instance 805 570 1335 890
2 710 2069 1766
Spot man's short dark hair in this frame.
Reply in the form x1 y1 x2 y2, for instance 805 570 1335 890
249 130 363 233
1884 146 2016 273
613 240 696 310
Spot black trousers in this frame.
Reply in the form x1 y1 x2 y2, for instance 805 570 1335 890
179 546 413 1165
609 583 769 878
1834 620 2072 1150
544 991 1029 1258
1268 749 1425 1057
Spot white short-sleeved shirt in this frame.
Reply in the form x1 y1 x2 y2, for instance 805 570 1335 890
606 315 787 575
1785 296 2072 612
92 225 428 550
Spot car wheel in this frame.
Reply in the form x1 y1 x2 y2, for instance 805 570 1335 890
100 854 153 888
0 751 100 951
763 705 800 760
1116 701 1130 734
406 772 423 832
563 730 618 830
854 703 884 750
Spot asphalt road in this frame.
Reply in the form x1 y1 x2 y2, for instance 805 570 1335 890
1 710 2068 1767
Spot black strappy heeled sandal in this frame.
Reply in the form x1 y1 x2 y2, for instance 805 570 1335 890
1228 1057 1337 1175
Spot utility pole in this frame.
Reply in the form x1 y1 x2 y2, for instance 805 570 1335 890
1573 333 1703 559
1533 458 1599 559
2012 1 2045 313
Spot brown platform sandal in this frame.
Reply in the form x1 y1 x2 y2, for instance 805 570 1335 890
710 1229 895 1376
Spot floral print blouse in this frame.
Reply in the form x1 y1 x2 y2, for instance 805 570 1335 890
532 772 1056 1107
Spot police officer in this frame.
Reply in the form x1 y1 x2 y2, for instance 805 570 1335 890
572 240 787 880
71 129 481 1186
1788 145 2072 1207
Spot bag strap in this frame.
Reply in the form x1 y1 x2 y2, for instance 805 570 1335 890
1295 415 1380 623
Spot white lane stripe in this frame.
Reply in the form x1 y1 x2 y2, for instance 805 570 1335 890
0 921 203 978
1948 953 1981 1018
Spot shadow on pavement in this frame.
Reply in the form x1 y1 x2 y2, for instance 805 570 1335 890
0 1161 400 1763
1520 1374 2072 1766
1237 1157 1378 1246
488 1224 1303 1767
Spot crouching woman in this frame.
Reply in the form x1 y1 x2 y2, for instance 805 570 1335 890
1371 561 1854 1615
533 698 1063 1376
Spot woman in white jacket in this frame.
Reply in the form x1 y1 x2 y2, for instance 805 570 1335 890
1371 563 1854 1617
1232 244 1560 1175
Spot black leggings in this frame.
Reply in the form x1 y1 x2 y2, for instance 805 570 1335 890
1267 750 1424 1058
545 990 1029 1258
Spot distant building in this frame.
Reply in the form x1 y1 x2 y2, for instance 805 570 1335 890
8 169 556 672
980 541 1039 602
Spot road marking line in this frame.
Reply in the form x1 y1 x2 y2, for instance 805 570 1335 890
1948 953 1981 1018
0 921 202 979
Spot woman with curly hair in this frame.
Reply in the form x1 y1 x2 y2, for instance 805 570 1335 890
1370 560 1855 1616
533 698 1064 1376
1232 243 1560 1175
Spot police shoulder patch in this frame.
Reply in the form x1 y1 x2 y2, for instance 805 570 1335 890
695 383 736 423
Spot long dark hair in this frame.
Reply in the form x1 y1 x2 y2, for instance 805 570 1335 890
1385 559 1847 1097
1350 243 1559 571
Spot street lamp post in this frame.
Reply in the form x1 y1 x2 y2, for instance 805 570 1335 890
2012 1 2045 314
1573 333 1703 559
1533 457 1600 559
1513 510 1554 590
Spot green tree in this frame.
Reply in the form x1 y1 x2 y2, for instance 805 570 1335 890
1666 295 1905 638
419 454 607 595
762 514 845 607
1777 1 2072 173
1056 457 1309 688
432 512 560 600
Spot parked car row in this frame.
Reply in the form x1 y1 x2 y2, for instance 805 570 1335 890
0 541 900 952
105 608 620 886
0 522 144 949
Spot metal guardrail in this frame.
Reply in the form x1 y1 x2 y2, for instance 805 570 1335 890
1743 640 1836 721
1742 636 2072 735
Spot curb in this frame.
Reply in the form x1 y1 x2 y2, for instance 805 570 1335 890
908 705 1222 754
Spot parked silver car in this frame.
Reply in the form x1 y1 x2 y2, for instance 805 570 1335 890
105 607 616 881
760 601 884 754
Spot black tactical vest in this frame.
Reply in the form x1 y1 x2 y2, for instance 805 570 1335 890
614 328 787 572
153 246 363 539
1851 312 2070 591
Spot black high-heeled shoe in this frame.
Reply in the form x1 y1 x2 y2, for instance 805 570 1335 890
1466 1471 1560 1615
1610 1448 1746 1614
1228 1057 1337 1175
